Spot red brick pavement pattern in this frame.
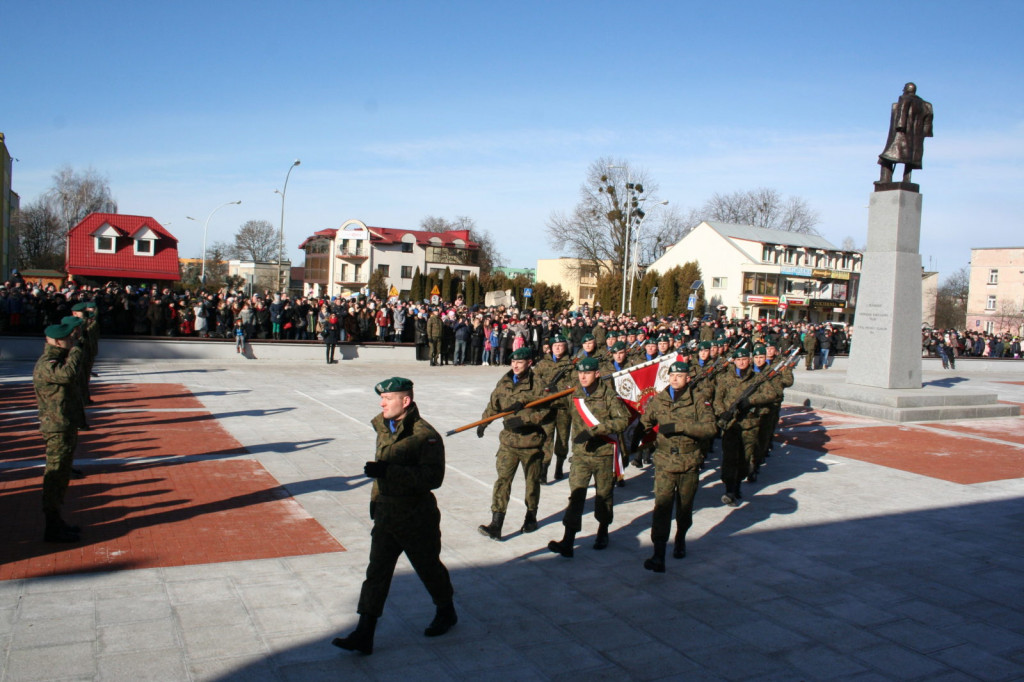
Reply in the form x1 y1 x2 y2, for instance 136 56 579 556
0 383 343 580
777 406 1024 485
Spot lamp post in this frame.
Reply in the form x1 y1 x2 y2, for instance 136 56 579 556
627 200 668 313
187 200 241 286
608 165 631 315
275 159 301 293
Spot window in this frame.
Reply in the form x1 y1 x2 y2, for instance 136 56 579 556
989 269 999 284
377 264 389 276
742 272 778 296
354 265 361 280
785 248 797 265
134 239 154 256
95 236 115 253
455 269 470 279
761 245 774 263
986 295 996 310
711 277 727 288
402 242 414 253
339 264 347 281
401 266 413 278
985 321 995 334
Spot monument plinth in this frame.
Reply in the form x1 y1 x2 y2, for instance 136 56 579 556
846 189 923 389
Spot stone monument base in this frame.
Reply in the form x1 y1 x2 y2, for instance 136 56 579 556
787 374 1019 422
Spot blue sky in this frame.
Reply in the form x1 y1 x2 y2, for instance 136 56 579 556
5 1 1022 279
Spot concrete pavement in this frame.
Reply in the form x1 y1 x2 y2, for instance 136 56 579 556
1 357 1023 681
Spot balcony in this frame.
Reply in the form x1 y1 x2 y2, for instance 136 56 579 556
337 248 368 260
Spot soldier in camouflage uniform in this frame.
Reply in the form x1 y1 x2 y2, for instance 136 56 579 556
33 318 86 543
760 342 794 460
547 357 630 557
714 348 781 506
573 333 599 361
333 377 456 656
748 345 775 481
476 348 551 539
637 361 718 571
533 334 574 482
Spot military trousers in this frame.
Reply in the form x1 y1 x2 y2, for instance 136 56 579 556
357 502 454 619
561 454 614 531
754 412 775 468
428 338 441 364
651 467 700 543
721 426 758 495
42 430 78 516
541 409 570 468
491 446 543 514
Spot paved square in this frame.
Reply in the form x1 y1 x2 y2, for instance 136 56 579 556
1 357 1022 680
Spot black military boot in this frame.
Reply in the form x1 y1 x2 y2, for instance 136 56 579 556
332 614 377 654
644 542 667 573
541 464 550 484
477 512 505 540
673 531 687 559
593 523 609 550
547 528 576 558
521 510 538 533
43 514 79 543
554 460 565 480
424 603 458 637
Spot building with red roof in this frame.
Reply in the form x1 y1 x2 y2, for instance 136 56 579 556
300 219 480 298
66 213 180 284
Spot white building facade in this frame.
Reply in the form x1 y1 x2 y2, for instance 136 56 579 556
648 221 862 323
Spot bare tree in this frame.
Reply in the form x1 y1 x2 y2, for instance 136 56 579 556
47 165 117 233
934 266 970 329
12 200 65 269
232 220 278 261
546 158 676 276
419 215 502 276
692 187 820 235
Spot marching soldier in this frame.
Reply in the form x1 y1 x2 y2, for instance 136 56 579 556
637 361 717 571
761 342 794 458
747 345 774 482
574 333 599 360
547 357 630 557
713 348 781 506
476 348 550 539
533 334 574 482
34 317 86 542
333 377 456 655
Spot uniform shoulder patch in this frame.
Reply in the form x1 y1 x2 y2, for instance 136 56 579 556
427 437 439 445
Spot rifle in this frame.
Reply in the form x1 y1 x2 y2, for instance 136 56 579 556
715 347 800 430
444 386 575 437
689 354 730 391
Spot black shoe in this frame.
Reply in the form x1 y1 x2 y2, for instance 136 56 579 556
593 524 609 550
721 493 738 507
547 539 574 558
477 512 505 540
424 604 457 637
521 511 538 533
644 541 667 573
332 614 377 654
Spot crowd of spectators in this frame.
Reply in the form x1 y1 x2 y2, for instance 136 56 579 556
2 273 1020 365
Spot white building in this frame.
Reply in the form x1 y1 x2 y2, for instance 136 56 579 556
300 219 481 299
648 221 862 323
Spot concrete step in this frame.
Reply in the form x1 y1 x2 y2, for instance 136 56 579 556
786 389 1020 423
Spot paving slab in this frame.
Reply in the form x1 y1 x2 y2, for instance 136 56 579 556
1 358 1023 681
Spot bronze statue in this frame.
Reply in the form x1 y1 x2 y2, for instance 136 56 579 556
877 82 933 186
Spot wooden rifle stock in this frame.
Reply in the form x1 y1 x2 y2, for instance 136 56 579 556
444 386 575 437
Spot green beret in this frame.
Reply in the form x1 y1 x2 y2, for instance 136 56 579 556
752 345 767 355
576 357 599 372
44 321 78 340
611 341 627 352
549 334 567 344
628 328 639 335
766 341 778 349
61 316 84 329
581 333 595 343
71 302 89 312
733 347 752 358
374 377 413 394
656 335 672 343
607 331 620 339
644 337 658 346
698 341 712 350
669 361 690 373
510 347 533 361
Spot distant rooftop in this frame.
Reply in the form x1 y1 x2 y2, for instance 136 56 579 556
704 221 840 250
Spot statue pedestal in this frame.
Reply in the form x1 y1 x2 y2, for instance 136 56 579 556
847 190 922 389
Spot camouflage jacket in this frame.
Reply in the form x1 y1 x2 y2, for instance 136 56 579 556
481 369 551 449
33 344 85 433
713 365 781 429
568 379 630 458
533 353 575 407
639 385 718 472
369 403 445 503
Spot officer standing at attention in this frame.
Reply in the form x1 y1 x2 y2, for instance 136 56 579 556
33 317 86 542
534 334 575 482
333 377 456 655
476 347 551 539
547 357 630 557
637 361 717 571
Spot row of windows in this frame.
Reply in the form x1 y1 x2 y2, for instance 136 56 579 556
372 265 472 280
761 245 856 270
95 236 154 257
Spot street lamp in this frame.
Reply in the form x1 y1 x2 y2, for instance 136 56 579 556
627 200 668 313
275 159 301 293
607 165 631 314
187 200 241 286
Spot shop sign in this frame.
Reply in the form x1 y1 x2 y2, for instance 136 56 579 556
812 268 832 279
829 270 850 280
746 295 780 305
781 267 812 277
809 299 845 309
